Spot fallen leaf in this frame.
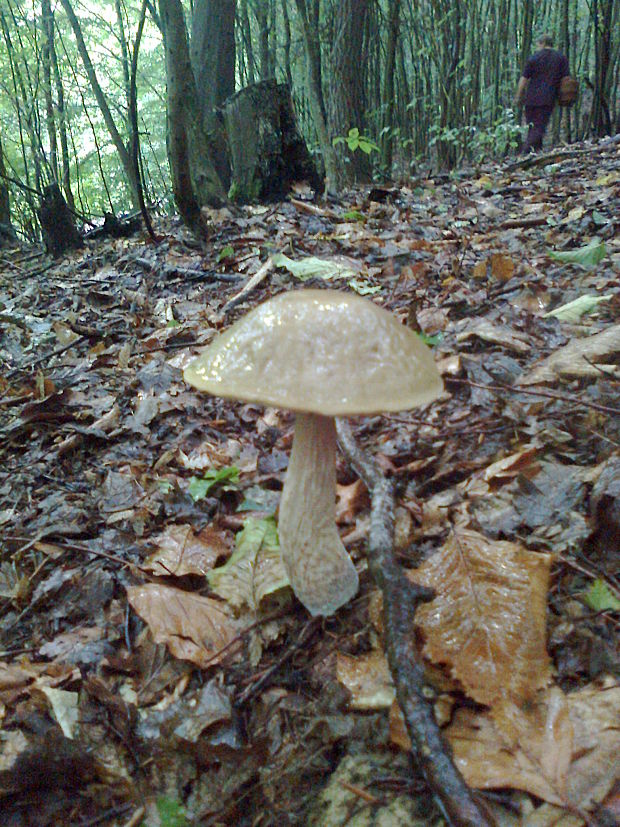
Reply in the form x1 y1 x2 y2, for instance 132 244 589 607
518 324 620 384
207 517 290 610
127 583 243 667
409 529 552 705
144 524 231 577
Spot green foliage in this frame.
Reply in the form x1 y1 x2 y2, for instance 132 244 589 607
333 128 379 155
217 244 235 262
428 110 524 165
149 797 188 827
188 467 240 501
583 579 620 612
548 239 607 267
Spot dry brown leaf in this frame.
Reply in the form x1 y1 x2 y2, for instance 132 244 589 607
336 650 394 710
457 319 531 353
518 324 620 385
126 583 243 667
409 529 552 705
336 479 369 524
490 253 516 282
144 524 231 577
391 681 620 815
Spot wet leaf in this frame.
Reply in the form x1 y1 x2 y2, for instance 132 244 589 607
548 239 606 267
144 524 231 577
207 517 289 610
272 252 356 281
582 579 620 612
188 466 240 501
409 529 552 705
127 583 243 667
543 294 613 322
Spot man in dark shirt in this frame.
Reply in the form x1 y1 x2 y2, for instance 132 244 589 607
515 35 569 153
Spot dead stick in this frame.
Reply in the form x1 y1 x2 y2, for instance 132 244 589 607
446 377 620 416
222 256 276 313
337 420 495 827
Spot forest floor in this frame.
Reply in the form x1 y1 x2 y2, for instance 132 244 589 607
0 136 619 827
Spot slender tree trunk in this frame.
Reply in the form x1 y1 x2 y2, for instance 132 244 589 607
59 0 140 208
293 0 340 192
159 0 226 234
380 0 402 173
328 0 372 183
41 0 58 183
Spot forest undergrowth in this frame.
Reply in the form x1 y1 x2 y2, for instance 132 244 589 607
0 136 618 827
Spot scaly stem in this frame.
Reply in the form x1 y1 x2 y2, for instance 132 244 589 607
279 413 359 616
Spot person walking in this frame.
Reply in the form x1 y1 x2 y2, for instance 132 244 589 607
515 34 569 153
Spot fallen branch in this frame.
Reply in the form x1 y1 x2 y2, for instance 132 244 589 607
336 420 495 827
222 256 276 313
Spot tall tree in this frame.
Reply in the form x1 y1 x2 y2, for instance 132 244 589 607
159 0 226 234
327 0 372 183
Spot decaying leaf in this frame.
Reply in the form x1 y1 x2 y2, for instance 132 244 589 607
409 529 552 705
144 524 231 576
518 323 620 384
127 583 243 667
391 680 620 814
207 517 290 610
336 650 395 710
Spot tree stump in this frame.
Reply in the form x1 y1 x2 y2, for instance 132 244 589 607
222 80 322 202
38 183 82 257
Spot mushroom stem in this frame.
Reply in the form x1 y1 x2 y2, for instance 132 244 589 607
279 412 359 616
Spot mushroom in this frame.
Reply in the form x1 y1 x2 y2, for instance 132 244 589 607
184 289 443 616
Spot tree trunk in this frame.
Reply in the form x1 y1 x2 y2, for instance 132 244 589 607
223 80 322 203
0 132 16 244
38 183 82 257
190 0 236 186
380 0 402 173
328 0 372 183
159 0 227 234
293 0 340 193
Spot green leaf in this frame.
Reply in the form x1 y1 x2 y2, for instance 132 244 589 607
217 244 235 262
188 466 240 501
207 517 289 609
418 332 442 346
548 238 606 267
272 252 355 282
156 479 174 494
155 796 188 827
591 210 607 226
543 294 613 322
583 579 620 612
341 210 366 222
348 278 382 295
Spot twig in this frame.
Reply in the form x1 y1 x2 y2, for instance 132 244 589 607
336 420 495 827
446 376 620 416
235 616 321 705
222 256 276 313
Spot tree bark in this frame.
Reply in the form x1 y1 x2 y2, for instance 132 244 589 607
159 0 227 234
223 80 322 202
293 0 341 193
190 0 236 187
328 0 372 183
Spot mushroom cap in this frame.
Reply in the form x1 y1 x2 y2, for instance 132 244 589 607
184 289 443 416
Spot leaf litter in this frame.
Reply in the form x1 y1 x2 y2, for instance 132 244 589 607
0 138 619 825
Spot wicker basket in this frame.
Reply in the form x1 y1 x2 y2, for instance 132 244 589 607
558 76 578 107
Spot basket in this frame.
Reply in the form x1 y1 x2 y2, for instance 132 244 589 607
558 76 578 107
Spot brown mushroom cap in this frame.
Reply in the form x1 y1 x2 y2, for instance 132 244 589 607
184 289 443 415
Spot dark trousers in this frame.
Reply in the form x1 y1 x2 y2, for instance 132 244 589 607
523 105 554 153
